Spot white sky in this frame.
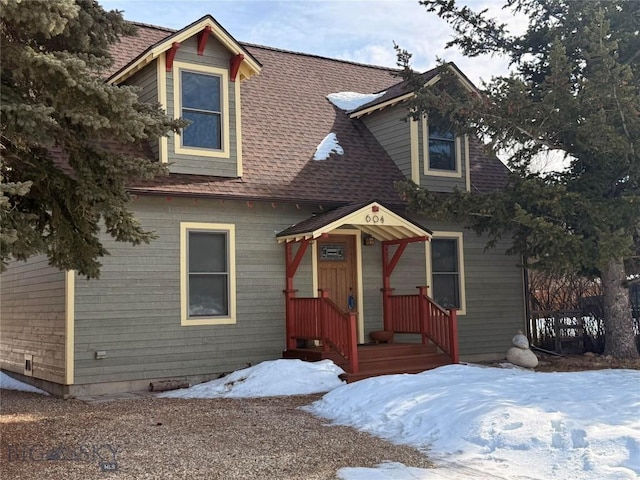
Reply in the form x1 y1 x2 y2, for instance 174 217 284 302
99 0 526 85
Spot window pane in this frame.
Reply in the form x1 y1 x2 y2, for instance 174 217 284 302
432 274 460 309
189 274 228 316
182 71 220 112
189 232 226 273
432 239 457 272
429 139 456 170
429 127 455 140
182 111 221 149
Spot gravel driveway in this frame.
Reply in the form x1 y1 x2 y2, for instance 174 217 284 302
0 389 432 479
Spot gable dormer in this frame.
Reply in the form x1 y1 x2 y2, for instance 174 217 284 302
350 64 477 193
108 16 261 177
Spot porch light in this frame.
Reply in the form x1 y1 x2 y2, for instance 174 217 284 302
363 234 375 246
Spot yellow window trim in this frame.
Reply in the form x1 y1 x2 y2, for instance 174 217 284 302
180 222 237 326
157 53 169 164
409 118 420 183
311 228 365 344
64 270 75 385
235 80 243 177
423 117 465 178
173 62 231 159
464 135 471 191
425 231 467 315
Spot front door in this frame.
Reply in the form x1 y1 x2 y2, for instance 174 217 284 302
317 234 358 313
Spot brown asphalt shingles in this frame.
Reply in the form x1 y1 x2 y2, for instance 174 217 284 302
97 20 510 206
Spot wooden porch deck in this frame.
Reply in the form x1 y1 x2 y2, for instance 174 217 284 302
283 341 452 382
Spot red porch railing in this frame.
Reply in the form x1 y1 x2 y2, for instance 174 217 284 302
386 286 459 363
285 289 359 373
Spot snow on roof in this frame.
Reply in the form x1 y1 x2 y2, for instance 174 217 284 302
327 91 386 112
313 132 344 161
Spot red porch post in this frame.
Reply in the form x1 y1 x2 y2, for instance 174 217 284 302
417 286 428 344
348 312 359 373
319 289 329 352
381 242 394 331
448 308 459 363
284 239 310 350
380 237 427 332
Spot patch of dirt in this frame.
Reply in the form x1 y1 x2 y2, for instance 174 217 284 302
533 352 640 372
0 391 432 480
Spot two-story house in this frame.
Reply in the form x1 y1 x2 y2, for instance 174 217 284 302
0 15 525 396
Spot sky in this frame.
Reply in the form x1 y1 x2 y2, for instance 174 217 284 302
98 0 526 86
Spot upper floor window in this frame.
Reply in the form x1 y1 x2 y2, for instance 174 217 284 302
173 62 230 159
182 71 222 149
422 118 466 180
428 126 456 171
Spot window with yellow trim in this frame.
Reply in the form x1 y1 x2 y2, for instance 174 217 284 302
429 236 466 314
181 71 222 150
428 126 456 171
181 223 236 325
173 62 230 158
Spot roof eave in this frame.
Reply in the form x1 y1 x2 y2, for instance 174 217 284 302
107 15 262 85
349 64 480 119
276 201 431 244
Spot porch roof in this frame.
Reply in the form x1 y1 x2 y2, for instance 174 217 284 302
276 201 432 243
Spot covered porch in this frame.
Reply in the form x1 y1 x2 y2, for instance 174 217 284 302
277 201 459 382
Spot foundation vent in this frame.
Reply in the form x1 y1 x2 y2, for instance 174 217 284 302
24 354 33 377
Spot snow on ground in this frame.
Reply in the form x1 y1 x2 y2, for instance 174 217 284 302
0 371 49 395
160 359 344 399
327 91 386 112
313 132 344 160
308 364 640 480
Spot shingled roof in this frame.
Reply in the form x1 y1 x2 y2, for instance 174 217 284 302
106 20 508 206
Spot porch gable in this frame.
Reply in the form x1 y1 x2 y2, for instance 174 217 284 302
276 201 432 244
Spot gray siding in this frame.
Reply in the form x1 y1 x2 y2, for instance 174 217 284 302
72 198 525 386
390 218 525 357
166 36 239 176
125 62 158 105
361 244 384 338
73 198 314 385
362 107 412 178
363 106 468 192
0 256 66 383
124 62 160 159
417 117 467 192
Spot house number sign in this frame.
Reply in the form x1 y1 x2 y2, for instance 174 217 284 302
365 214 384 224
320 245 345 261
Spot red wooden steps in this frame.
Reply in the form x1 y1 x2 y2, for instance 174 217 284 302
283 342 453 383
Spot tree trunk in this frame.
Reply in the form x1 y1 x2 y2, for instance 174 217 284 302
600 258 639 359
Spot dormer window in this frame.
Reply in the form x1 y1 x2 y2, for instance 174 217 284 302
173 62 230 158
428 126 456 171
182 71 222 149
423 117 466 179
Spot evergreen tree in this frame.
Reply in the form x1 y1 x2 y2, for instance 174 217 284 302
1 0 183 278
396 0 639 358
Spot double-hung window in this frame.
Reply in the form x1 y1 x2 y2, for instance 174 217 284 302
181 70 222 149
181 223 236 325
173 63 229 158
430 236 464 311
428 125 456 171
